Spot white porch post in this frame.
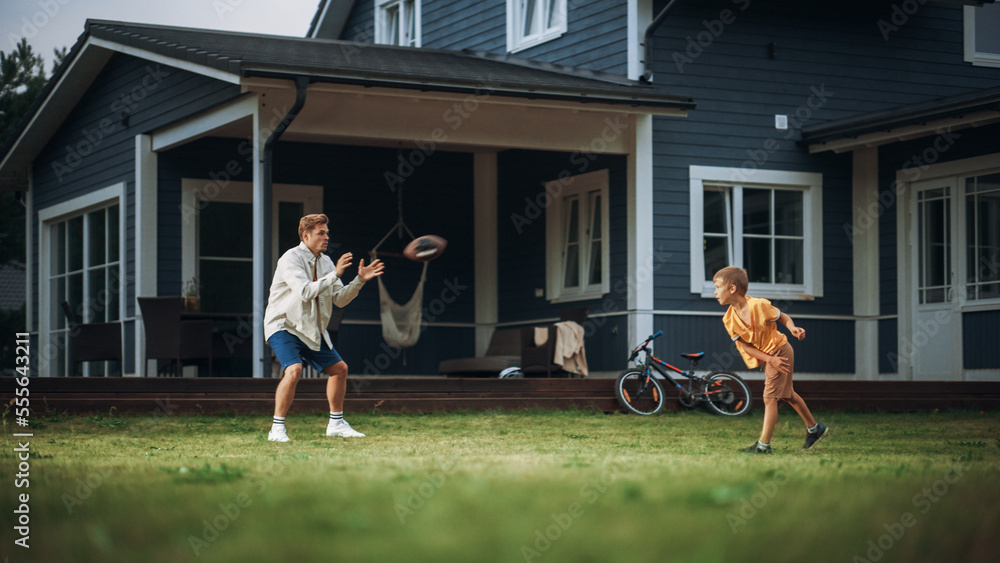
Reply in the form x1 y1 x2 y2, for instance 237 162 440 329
852 147 880 380
135 134 157 377
628 114 655 345
474 151 499 356
252 101 267 378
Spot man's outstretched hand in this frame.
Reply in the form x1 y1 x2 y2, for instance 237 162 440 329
358 258 385 282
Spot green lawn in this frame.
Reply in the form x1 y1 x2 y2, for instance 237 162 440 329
2 407 999 563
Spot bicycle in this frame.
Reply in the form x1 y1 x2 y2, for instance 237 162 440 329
614 330 752 416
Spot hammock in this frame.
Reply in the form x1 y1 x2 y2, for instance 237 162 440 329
370 183 427 349
375 262 427 349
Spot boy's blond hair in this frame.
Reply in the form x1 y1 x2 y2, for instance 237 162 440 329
713 266 748 296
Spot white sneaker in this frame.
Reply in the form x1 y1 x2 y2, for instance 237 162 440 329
268 426 290 442
326 419 365 438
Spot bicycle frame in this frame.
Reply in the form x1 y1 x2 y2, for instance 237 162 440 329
638 351 700 396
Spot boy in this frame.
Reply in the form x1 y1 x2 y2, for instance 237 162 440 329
713 266 828 453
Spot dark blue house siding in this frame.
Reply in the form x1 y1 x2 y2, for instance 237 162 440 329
654 315 853 375
497 149 628 370
158 138 476 375
342 0 628 74
964 310 1000 370
29 53 240 373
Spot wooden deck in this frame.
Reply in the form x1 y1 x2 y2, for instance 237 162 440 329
4 377 1000 415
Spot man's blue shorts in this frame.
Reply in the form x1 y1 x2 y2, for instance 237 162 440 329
267 330 343 375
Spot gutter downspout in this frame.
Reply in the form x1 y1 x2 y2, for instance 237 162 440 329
261 76 309 280
257 76 308 377
641 0 682 83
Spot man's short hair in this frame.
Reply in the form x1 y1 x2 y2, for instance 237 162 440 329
713 266 748 296
298 213 329 240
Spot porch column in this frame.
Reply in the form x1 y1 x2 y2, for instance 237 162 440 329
627 114 655 345
135 134 157 377
474 151 498 356
852 147 880 380
252 101 267 378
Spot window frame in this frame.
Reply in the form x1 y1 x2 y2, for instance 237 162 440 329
962 172 1000 304
38 183 126 377
689 166 823 300
964 5 1000 68
375 0 421 47
506 0 568 53
545 168 610 302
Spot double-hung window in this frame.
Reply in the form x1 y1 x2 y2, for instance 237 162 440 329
546 169 610 301
690 166 823 299
964 3 1000 68
965 172 1000 301
376 0 420 47
507 0 567 53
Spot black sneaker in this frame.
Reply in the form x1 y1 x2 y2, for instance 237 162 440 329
803 424 829 449
741 443 771 454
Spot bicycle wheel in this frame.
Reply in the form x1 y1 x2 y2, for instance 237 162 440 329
615 369 665 415
702 372 752 416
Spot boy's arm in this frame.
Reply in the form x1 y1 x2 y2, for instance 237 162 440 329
778 312 805 341
735 338 791 376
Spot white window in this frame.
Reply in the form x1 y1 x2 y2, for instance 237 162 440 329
964 4 1000 67
546 169 610 302
507 0 567 53
964 172 1000 301
376 0 420 47
38 184 125 377
689 166 823 299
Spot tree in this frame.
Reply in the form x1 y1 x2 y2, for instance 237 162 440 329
0 38 48 146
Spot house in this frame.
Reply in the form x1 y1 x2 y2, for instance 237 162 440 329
305 0 1000 382
0 17 693 378
4 0 998 381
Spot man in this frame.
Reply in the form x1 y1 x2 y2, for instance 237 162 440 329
264 213 384 442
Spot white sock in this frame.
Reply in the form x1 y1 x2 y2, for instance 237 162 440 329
329 411 343 424
807 423 820 434
272 416 285 429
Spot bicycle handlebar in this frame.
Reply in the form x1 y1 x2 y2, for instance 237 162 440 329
627 330 664 362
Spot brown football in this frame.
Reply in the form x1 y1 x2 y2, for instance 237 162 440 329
403 235 448 262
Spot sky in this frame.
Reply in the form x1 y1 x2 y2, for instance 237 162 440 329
2 0 322 71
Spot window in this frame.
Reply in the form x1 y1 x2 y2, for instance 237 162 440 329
181 180 322 313
546 169 610 301
690 166 823 299
964 4 1000 67
376 0 420 47
965 173 1000 300
41 188 122 377
507 0 567 53
918 187 952 304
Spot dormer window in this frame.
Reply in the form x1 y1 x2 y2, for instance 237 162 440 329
376 0 420 47
507 0 567 53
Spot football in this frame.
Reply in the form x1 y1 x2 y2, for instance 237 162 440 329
403 235 448 262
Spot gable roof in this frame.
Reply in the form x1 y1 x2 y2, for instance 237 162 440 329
0 20 693 190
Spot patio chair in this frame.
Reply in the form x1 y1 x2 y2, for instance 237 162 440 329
438 328 521 377
61 301 122 376
138 297 213 377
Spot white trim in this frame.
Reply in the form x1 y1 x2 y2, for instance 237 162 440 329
135 135 157 377
853 147 880 380
545 168 611 302
627 0 652 81
252 101 266 379
151 95 258 152
474 152 499 357
25 174 33 335
629 114 654 348
37 183 126 377
88 37 240 84
964 5 1000 68
506 0 568 53
689 165 824 300
310 0 334 38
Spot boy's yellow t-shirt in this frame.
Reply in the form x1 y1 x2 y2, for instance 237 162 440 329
722 296 788 369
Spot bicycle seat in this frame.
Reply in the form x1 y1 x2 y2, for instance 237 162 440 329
681 352 705 361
